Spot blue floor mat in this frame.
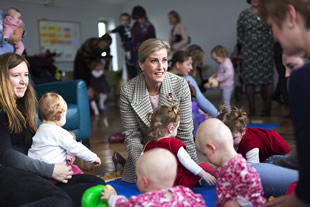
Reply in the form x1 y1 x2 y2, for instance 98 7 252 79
107 179 217 206
247 123 279 129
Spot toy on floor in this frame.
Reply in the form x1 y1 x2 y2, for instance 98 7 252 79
82 184 116 207
268 196 275 201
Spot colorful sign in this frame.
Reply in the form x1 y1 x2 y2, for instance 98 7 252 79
39 20 81 62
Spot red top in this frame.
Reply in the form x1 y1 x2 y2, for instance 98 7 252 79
144 138 195 187
237 128 290 162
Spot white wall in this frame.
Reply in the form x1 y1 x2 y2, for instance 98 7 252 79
1 0 249 72
122 0 249 71
1 0 122 71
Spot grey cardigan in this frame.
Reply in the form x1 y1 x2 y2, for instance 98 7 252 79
120 72 198 183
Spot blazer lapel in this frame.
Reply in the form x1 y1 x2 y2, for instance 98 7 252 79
131 74 153 127
159 72 179 106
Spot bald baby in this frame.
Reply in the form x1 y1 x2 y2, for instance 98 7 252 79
195 118 237 167
136 148 177 192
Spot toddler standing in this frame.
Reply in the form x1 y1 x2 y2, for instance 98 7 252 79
28 92 101 180
109 13 131 61
89 59 110 112
144 104 217 188
196 118 266 207
101 148 206 206
3 8 25 55
205 45 234 110
88 87 100 116
217 106 290 163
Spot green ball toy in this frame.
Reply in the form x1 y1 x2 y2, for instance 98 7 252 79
81 184 116 207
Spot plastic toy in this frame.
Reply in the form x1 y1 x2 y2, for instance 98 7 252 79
81 184 116 207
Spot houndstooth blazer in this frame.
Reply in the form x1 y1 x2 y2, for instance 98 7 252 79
120 72 198 183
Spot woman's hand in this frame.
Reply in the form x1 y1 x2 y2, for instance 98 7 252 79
8 28 23 44
101 186 116 200
52 163 73 183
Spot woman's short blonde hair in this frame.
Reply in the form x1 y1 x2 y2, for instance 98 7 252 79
38 92 67 122
138 39 170 63
258 0 310 29
168 10 181 24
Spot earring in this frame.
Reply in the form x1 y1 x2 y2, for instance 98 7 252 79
289 23 293 28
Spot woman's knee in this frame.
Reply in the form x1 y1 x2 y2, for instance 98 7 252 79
20 191 73 207
252 163 298 196
66 174 105 185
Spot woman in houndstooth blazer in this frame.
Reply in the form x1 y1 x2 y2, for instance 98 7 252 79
120 39 198 183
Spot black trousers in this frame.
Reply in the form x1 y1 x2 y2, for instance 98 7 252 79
0 166 105 207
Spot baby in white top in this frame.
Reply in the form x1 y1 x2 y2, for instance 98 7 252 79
28 92 101 173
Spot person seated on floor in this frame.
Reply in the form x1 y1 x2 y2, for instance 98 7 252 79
196 118 266 207
0 53 105 207
268 51 310 197
143 104 217 188
217 105 290 164
186 44 218 118
271 52 310 170
168 50 208 136
101 148 206 206
120 38 198 183
28 92 101 182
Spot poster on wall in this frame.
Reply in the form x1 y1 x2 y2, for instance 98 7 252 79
38 19 81 62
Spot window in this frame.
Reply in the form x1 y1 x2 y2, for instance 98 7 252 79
98 21 107 37
98 20 118 71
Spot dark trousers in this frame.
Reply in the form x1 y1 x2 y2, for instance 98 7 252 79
56 174 105 207
273 42 288 104
0 166 105 207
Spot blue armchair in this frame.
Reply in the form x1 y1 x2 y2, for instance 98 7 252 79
34 80 91 141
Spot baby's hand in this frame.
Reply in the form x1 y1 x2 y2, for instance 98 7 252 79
94 156 101 166
101 186 116 200
204 82 212 89
66 155 73 164
199 170 217 186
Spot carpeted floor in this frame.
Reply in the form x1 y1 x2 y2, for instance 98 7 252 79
247 123 279 129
